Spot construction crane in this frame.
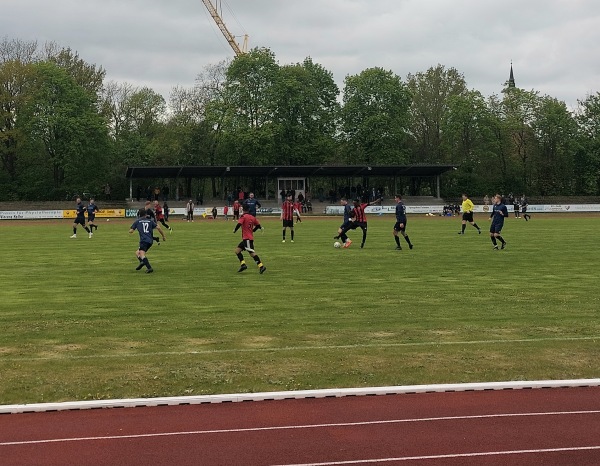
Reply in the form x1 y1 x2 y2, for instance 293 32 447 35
201 0 248 56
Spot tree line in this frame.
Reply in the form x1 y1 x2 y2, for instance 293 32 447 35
1 37 599 201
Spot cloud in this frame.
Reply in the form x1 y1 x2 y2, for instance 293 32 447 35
2 0 600 107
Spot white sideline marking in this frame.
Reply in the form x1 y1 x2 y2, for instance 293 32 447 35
271 446 600 466
1 410 599 447
2 379 600 414
2 335 598 362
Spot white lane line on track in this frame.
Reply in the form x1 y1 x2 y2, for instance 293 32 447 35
270 446 600 466
2 336 598 362
1 410 599 447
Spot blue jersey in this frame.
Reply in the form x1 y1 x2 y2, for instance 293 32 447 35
75 202 86 218
490 203 508 225
343 204 352 223
245 198 261 216
86 203 99 217
395 201 407 222
131 218 157 244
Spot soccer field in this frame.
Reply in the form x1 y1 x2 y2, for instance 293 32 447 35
0 213 599 404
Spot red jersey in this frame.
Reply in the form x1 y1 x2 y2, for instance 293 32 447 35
224 206 229 214
238 213 260 240
281 200 294 221
154 205 164 220
351 203 368 223
293 202 302 213
233 200 240 212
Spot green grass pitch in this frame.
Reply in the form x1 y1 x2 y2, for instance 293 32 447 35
0 213 599 404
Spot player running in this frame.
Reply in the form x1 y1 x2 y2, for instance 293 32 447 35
489 194 508 250
129 208 166 273
458 193 481 235
393 195 414 250
86 197 99 234
333 198 353 245
153 200 173 233
70 197 93 239
233 203 266 274
339 198 380 249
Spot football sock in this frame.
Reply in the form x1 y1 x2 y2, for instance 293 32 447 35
340 233 348 243
473 223 480 230
405 235 412 246
497 235 506 244
291 230 294 240
84 226 91 233
461 224 466 233
237 253 244 262
73 227 77 234
282 230 286 240
253 255 261 264
491 237 497 246
395 236 400 247
142 257 150 268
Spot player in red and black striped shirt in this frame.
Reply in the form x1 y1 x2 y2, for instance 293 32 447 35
339 198 381 249
233 203 266 273
280 194 297 243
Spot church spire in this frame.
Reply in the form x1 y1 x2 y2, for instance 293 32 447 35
508 61 516 88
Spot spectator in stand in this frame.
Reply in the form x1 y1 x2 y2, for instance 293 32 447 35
483 194 490 206
153 186 160 201
163 202 170 221
162 185 170 202
104 183 111 201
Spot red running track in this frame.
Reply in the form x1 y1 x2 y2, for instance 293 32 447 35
1 387 599 465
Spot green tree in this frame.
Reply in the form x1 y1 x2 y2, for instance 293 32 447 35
407 64 467 164
272 57 339 165
575 93 600 194
19 62 109 197
341 67 411 164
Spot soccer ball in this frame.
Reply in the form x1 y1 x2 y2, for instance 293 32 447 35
334 241 341 248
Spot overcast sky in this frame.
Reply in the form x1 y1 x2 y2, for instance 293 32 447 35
3 0 600 108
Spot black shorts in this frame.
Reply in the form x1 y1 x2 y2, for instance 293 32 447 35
237 239 255 253
87 215 95 223
282 219 294 228
349 221 367 231
74 216 86 226
139 241 153 252
340 221 351 230
462 212 474 222
490 222 504 234
394 220 406 232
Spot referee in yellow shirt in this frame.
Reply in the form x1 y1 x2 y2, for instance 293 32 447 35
458 193 481 234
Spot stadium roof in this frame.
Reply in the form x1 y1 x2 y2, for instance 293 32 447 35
126 165 457 179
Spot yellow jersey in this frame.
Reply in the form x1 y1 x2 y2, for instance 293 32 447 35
461 199 474 213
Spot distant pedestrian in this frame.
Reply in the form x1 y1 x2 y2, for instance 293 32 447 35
186 200 194 222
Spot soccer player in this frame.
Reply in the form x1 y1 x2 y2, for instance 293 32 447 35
393 195 413 250
334 198 353 244
223 205 229 221
233 203 266 274
458 193 481 234
245 192 261 217
281 194 296 243
86 197 99 234
129 208 166 273
153 200 172 233
489 194 508 250
513 197 521 218
521 194 531 221
233 199 240 220
339 198 380 249
145 200 165 244
70 197 92 239
293 199 303 223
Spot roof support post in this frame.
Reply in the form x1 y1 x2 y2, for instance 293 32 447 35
436 174 441 199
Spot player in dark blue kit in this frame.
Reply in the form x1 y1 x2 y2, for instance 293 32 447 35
333 198 353 242
86 198 99 234
70 197 92 239
129 208 166 273
393 195 413 250
489 194 508 250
